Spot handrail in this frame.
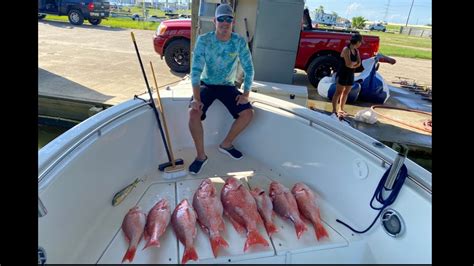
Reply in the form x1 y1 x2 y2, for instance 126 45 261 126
251 100 432 195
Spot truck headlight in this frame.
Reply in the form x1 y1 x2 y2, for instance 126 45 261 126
156 23 167 36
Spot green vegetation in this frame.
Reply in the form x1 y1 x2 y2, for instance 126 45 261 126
385 24 432 33
42 7 191 30
365 30 431 59
317 23 432 59
378 45 431 60
352 16 367 29
43 15 161 30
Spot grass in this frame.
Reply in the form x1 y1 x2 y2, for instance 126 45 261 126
364 30 431 60
116 6 190 17
378 45 431 60
385 23 432 33
318 23 431 60
365 31 431 49
42 7 191 30
43 15 162 30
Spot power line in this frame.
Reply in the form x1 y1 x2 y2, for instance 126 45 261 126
405 0 414 26
383 0 391 22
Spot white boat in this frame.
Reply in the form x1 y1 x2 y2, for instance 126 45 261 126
38 80 431 264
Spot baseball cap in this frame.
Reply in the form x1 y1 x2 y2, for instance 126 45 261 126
215 4 234 18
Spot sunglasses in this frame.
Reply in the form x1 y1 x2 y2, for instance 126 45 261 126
217 16 233 23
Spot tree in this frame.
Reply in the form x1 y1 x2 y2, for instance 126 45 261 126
352 16 367 29
315 5 324 14
331 11 338 19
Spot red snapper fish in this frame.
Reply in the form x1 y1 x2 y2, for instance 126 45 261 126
171 199 199 264
269 181 308 239
143 198 171 250
250 187 278 237
221 177 269 252
193 178 229 257
121 206 147 263
292 182 329 240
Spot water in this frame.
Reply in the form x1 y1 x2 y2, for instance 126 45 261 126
38 124 70 150
381 141 432 173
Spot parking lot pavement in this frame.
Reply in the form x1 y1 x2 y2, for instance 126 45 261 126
39 20 186 105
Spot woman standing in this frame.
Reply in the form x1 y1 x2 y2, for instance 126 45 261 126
333 33 362 117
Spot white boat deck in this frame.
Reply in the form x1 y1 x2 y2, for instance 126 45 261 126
96 146 351 264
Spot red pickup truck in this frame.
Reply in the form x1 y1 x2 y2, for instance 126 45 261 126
153 19 380 87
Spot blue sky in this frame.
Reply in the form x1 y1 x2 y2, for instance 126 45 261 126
305 0 432 25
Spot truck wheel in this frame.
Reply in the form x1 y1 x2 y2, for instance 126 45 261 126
68 9 84 25
38 14 46 19
307 55 340 88
164 39 190 73
88 18 102 25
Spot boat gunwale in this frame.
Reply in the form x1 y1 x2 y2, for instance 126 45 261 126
38 94 431 195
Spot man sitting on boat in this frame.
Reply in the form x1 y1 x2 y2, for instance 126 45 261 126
188 3 255 175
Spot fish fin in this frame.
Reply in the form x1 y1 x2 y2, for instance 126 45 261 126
143 238 160 250
294 218 308 239
122 245 137 263
210 234 229 257
227 214 246 234
244 230 269 252
265 221 278 237
182 246 198 264
197 219 209 234
314 221 329 241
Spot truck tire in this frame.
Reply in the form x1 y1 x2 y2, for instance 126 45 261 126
307 55 340 88
68 9 84 25
164 39 190 73
88 18 102 25
38 14 46 19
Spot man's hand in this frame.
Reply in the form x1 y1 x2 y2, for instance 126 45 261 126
235 92 250 105
190 99 204 110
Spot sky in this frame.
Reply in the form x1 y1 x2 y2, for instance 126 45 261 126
305 0 432 25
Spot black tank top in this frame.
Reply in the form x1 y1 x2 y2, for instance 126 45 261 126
339 44 358 73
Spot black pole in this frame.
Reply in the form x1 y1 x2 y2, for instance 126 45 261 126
130 32 172 161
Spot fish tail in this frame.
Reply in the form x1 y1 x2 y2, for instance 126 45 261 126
142 238 160 250
244 230 269 252
210 234 229 257
294 220 308 239
265 221 278 237
314 221 329 240
182 246 198 264
122 245 137 263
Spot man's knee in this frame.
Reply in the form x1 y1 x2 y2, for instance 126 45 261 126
239 108 254 121
189 108 202 121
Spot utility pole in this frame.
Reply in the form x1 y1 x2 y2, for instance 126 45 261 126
405 0 414 26
383 0 390 22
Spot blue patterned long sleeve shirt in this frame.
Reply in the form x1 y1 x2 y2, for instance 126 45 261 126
191 31 254 92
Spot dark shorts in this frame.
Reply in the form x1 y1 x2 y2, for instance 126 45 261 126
189 82 253 121
336 70 354 86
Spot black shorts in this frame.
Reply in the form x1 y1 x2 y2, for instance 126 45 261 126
336 71 354 86
189 82 253 121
